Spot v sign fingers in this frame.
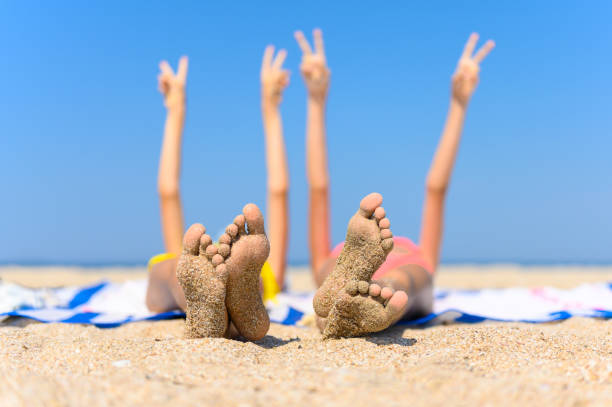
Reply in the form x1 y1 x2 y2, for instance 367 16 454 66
451 33 494 106
261 46 290 107
158 57 188 110
295 28 330 102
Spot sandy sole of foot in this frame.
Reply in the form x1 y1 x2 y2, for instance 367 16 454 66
1 266 611 407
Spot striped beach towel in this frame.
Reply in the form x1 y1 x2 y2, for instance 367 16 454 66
1 279 611 327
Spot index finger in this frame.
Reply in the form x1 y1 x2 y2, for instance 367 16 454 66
261 45 275 72
177 56 189 81
472 40 495 64
294 30 312 55
313 28 325 56
461 32 479 60
159 60 174 76
272 49 287 70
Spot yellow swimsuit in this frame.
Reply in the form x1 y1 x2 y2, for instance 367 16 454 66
148 253 280 302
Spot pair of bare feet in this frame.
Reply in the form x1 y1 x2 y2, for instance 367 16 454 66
313 193 409 338
176 204 270 340
176 193 407 340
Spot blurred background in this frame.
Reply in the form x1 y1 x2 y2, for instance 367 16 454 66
0 1 610 266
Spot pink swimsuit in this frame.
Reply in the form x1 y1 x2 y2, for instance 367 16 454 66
330 236 433 279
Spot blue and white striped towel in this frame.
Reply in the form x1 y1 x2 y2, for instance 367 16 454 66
1 279 611 327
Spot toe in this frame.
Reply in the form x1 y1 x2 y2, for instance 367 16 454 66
243 203 266 235
358 281 369 294
218 243 230 258
345 281 359 295
359 192 383 217
234 214 246 235
386 290 409 315
205 244 218 259
381 229 393 239
381 286 394 300
183 224 205 255
226 224 238 239
374 206 386 221
368 283 382 297
382 238 394 253
378 217 390 229
219 233 232 245
211 254 224 267
199 234 213 255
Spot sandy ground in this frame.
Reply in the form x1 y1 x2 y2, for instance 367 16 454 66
1 265 612 407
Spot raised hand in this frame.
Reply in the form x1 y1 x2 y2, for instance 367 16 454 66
261 46 290 107
294 28 330 102
158 56 188 110
451 33 495 106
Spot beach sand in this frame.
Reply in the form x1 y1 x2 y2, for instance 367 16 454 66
1 265 611 406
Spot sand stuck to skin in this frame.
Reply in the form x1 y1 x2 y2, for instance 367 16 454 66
1 265 612 407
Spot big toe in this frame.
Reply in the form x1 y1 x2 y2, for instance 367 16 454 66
359 192 383 217
387 290 409 316
243 203 266 235
183 223 205 255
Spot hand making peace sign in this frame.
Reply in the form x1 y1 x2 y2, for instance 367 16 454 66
261 46 290 107
158 56 189 110
452 33 495 106
294 28 330 102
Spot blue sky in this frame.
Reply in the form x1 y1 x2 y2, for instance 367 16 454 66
1 1 611 265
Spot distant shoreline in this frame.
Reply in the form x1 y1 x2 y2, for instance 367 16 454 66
2 260 612 268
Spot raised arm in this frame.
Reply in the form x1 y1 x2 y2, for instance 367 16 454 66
261 45 290 287
157 56 189 255
420 33 494 270
295 28 332 276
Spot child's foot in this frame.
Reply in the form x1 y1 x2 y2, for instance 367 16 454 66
313 192 394 318
176 223 230 338
222 204 271 341
322 280 408 338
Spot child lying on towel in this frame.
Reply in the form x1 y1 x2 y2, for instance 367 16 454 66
143 57 271 340
288 30 495 337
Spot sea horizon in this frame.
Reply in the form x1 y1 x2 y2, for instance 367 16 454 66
2 259 612 269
